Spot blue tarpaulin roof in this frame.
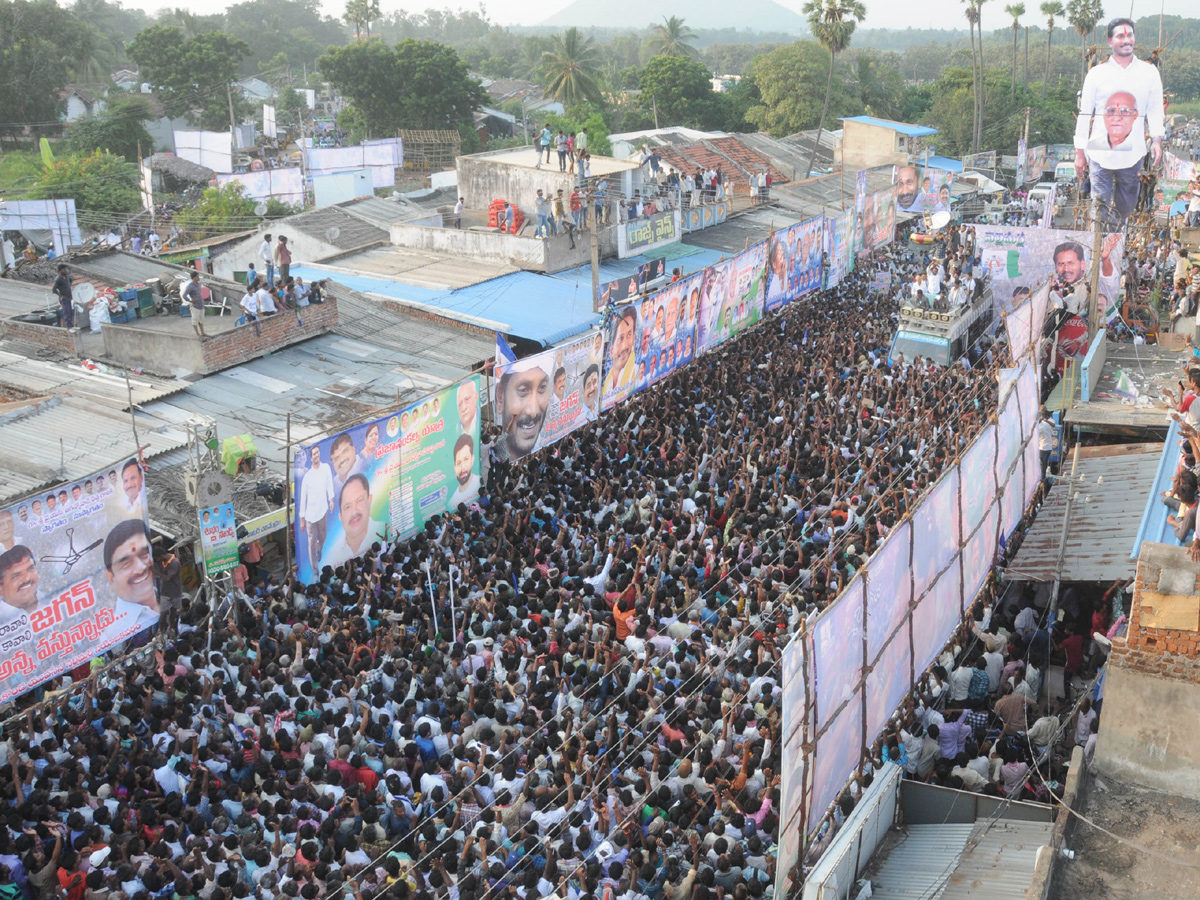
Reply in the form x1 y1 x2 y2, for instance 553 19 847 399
1133 420 1183 558
293 242 732 348
839 116 938 137
926 155 964 173
292 264 600 346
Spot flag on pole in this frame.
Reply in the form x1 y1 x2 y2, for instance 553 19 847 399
495 332 517 366
1113 368 1139 401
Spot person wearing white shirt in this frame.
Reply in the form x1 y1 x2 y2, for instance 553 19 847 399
255 284 277 315
259 234 275 287
1073 18 1164 225
239 288 260 336
298 446 335 574
320 474 384 570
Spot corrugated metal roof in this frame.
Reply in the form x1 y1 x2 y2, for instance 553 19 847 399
0 348 188 409
682 208 810 254
308 245 517 290
0 395 189 506
1007 445 1161 583
866 824 975 900
866 821 1051 900
69 249 200 288
343 196 431 229
0 279 56 319
287 207 388 250
942 820 1053 899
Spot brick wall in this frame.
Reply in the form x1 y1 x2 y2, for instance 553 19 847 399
199 298 339 373
1109 542 1200 684
2 317 83 356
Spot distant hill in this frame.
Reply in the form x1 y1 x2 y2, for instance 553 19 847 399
539 0 808 34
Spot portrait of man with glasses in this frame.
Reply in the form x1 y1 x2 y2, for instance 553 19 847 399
1073 17 1165 226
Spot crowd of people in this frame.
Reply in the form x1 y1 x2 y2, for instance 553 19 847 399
0 233 1012 900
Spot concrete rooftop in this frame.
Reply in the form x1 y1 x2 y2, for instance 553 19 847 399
472 145 642 177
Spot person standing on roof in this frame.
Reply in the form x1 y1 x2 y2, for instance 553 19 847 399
274 235 291 285
259 233 274 288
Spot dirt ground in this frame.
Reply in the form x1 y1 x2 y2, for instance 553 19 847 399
1050 773 1200 899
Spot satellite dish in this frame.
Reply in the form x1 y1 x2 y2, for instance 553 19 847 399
930 210 952 230
325 226 340 242
254 202 268 217
74 282 96 306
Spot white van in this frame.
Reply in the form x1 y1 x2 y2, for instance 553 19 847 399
1054 161 1076 184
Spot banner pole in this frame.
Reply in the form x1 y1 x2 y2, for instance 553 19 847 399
285 413 292 576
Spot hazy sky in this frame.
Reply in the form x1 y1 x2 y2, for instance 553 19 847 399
130 0 1197 34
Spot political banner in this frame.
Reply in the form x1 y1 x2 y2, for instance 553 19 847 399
1000 154 1019 170
893 164 954 213
1016 138 1027 185
973 225 1122 315
616 209 680 258
1163 151 1198 181
198 504 239 575
963 151 997 169
696 242 768 353
854 186 897 254
764 217 823 312
394 379 483 525
598 257 667 307
1025 145 1048 183
1154 179 1192 217
238 508 287 546
824 209 854 288
495 332 605 456
633 273 701 392
293 376 482 580
0 457 159 702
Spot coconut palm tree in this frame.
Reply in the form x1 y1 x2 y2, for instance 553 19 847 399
1005 3 1024 100
802 0 867 178
962 0 981 153
542 27 603 107
852 53 902 119
647 16 699 58
1040 0 1064 97
1066 0 1103 83
974 0 988 151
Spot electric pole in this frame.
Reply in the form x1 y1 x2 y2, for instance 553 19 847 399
588 186 600 313
1087 195 1103 342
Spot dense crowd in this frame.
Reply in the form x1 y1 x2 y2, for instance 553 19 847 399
0 235 1007 900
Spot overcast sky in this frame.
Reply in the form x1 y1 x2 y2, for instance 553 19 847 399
134 0 1197 34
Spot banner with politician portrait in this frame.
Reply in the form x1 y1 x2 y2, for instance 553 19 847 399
293 412 399 582
697 243 768 353
824 209 854 288
854 187 897 256
292 376 483 580
973 225 1123 315
1025 145 1047 183
0 457 159 702
198 504 238 575
893 165 954 213
495 332 604 457
764 217 823 312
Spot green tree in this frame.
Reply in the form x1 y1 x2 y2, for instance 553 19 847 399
802 0 867 176
128 25 252 128
66 95 155 162
175 183 257 237
0 0 93 141
1005 3 1025 98
646 16 699 59
223 0 347 74
849 52 903 118
1066 0 1103 83
320 39 484 134
542 28 603 107
344 0 380 39
1040 1 1064 97
33 150 140 214
639 55 720 129
746 41 861 137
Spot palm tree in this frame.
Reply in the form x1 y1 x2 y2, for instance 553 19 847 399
1040 0 1064 98
1066 0 1102 83
542 27 604 107
647 16 699 58
852 53 901 118
962 1 981 153
344 0 379 38
802 0 867 178
975 0 989 152
1005 3 1025 100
